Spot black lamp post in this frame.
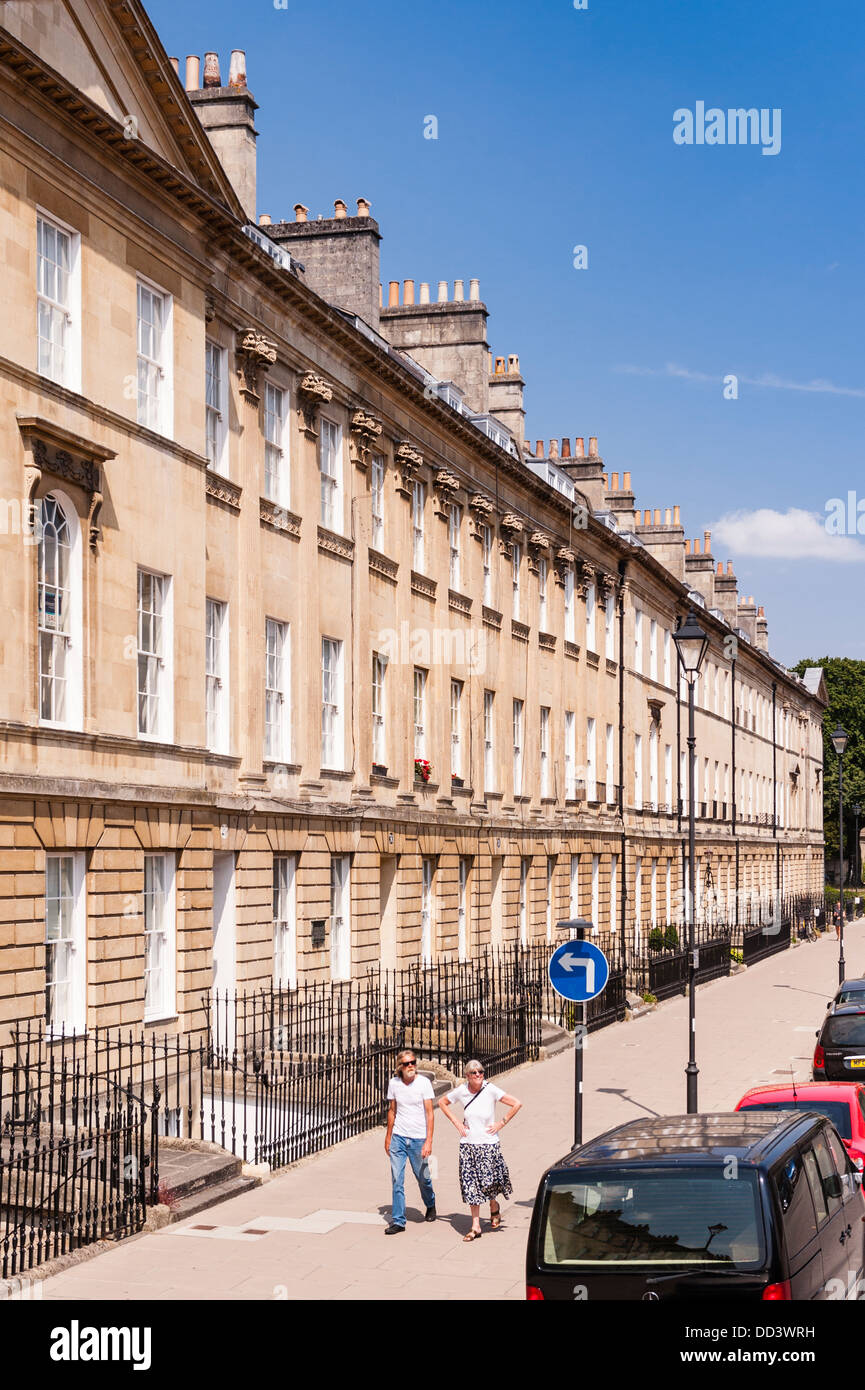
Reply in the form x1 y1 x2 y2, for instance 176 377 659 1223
854 803 861 888
831 724 848 987
673 609 709 1114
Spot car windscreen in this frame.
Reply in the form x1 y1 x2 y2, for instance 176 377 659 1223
738 1100 852 1141
838 988 865 1005
824 1015 865 1047
539 1168 765 1268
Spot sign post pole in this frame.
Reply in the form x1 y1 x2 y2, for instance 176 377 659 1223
549 919 608 1153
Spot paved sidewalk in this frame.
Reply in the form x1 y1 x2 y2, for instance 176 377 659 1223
41 924 864 1302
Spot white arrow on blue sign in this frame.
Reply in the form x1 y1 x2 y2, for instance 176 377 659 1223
548 940 610 1003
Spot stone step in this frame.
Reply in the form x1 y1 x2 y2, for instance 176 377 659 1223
540 1020 573 1057
168 1174 259 1223
157 1145 245 1205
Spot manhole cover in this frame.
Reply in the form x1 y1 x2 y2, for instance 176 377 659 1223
192 1224 217 1231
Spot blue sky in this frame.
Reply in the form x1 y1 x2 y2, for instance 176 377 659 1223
148 0 865 664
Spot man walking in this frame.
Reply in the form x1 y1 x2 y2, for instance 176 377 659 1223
384 1049 436 1234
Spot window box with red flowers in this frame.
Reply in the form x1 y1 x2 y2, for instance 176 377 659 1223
414 759 432 784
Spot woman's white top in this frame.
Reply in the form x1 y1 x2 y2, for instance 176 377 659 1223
446 1082 505 1146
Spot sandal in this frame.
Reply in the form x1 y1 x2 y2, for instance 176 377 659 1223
463 1229 482 1242
490 1205 502 1229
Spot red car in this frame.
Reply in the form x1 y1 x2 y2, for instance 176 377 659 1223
735 1083 865 1169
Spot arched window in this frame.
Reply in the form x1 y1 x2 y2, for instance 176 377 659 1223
37 492 81 726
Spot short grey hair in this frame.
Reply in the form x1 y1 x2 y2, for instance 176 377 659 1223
464 1059 484 1076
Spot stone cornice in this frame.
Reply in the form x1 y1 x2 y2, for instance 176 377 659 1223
206 471 242 512
317 525 354 561
260 498 301 538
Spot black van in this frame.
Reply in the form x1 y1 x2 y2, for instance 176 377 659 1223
526 1112 865 1300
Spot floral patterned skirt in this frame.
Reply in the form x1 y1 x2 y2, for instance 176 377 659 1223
458 1140 513 1206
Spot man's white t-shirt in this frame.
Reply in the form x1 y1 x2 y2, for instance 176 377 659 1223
387 1074 435 1139
445 1082 505 1145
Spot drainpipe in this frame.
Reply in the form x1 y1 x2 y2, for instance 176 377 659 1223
772 681 780 905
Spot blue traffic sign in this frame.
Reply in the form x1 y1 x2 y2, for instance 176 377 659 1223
548 940 609 1003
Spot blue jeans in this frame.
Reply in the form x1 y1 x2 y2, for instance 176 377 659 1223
389 1134 436 1227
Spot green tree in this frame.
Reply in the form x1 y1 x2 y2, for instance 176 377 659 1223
793 657 865 876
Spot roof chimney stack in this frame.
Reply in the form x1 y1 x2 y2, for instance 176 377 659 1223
187 50 259 218
185 55 200 90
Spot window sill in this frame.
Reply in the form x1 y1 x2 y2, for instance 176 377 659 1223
144 1014 178 1027
320 768 353 780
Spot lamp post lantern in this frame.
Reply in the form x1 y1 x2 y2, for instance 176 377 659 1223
673 609 709 1114
831 724 849 987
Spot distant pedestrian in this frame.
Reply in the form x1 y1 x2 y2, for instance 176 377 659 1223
384 1049 436 1234
439 1060 522 1241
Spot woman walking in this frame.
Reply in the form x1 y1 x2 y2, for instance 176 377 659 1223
439 1060 522 1241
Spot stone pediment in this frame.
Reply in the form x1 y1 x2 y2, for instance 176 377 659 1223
18 417 115 550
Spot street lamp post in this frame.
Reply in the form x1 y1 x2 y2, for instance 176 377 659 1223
854 803 861 888
831 724 849 988
673 609 709 1115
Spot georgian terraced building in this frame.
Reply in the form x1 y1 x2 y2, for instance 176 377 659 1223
0 1 825 1043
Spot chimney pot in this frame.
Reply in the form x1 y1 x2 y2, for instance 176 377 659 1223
717 561 724 575
437 280 448 303
203 52 221 87
749 595 754 605
453 279 465 302
403 279 415 305
727 560 734 575
388 280 400 307
673 504 681 525
169 56 179 74
588 436 599 457
665 507 672 525
228 50 246 88
686 539 692 554
185 55 200 90
535 440 544 459
610 472 619 491
623 471 631 491
654 508 661 525
469 278 480 301
356 197 370 217
703 529 711 551
642 509 651 526
294 203 309 223
549 439 559 460
258 213 272 226
334 199 348 219
508 354 519 373
575 437 585 458
694 537 701 555
419 282 430 303
561 438 572 459
758 606 765 617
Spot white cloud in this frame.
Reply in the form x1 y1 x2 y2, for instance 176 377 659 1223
614 362 865 398
710 507 865 563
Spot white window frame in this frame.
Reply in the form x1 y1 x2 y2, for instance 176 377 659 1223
663 627 671 687
538 556 548 631
604 591 615 659
634 732 643 810
421 856 434 965
606 722 615 802
458 857 470 961
650 859 658 927
371 453 385 551
512 543 521 620
546 856 555 942
264 618 290 762
144 853 176 1022
137 568 173 742
649 617 658 681
664 742 672 808
413 667 427 760
565 711 576 799
321 637 344 770
264 380 288 505
205 340 229 476
519 856 530 946
136 277 173 437
450 678 463 777
634 608 643 673
483 690 495 791
591 853 600 931
540 706 550 799
610 853 618 930
449 504 462 590
273 855 297 991
569 853 579 918
372 652 387 767
649 727 658 809
205 598 229 754
585 580 596 653
412 480 425 571
330 854 351 982
635 855 643 933
319 417 343 532
44 852 86 1036
482 524 493 607
586 717 597 800
38 491 83 730
513 698 524 796
36 211 81 391
564 565 575 642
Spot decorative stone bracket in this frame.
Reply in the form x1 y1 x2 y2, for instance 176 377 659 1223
647 698 664 727
598 570 617 599
554 545 575 587
394 441 423 498
433 469 460 520
469 492 494 541
575 557 595 598
527 529 551 575
349 408 382 471
498 511 524 557
297 372 334 441
236 330 277 404
19 419 114 551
